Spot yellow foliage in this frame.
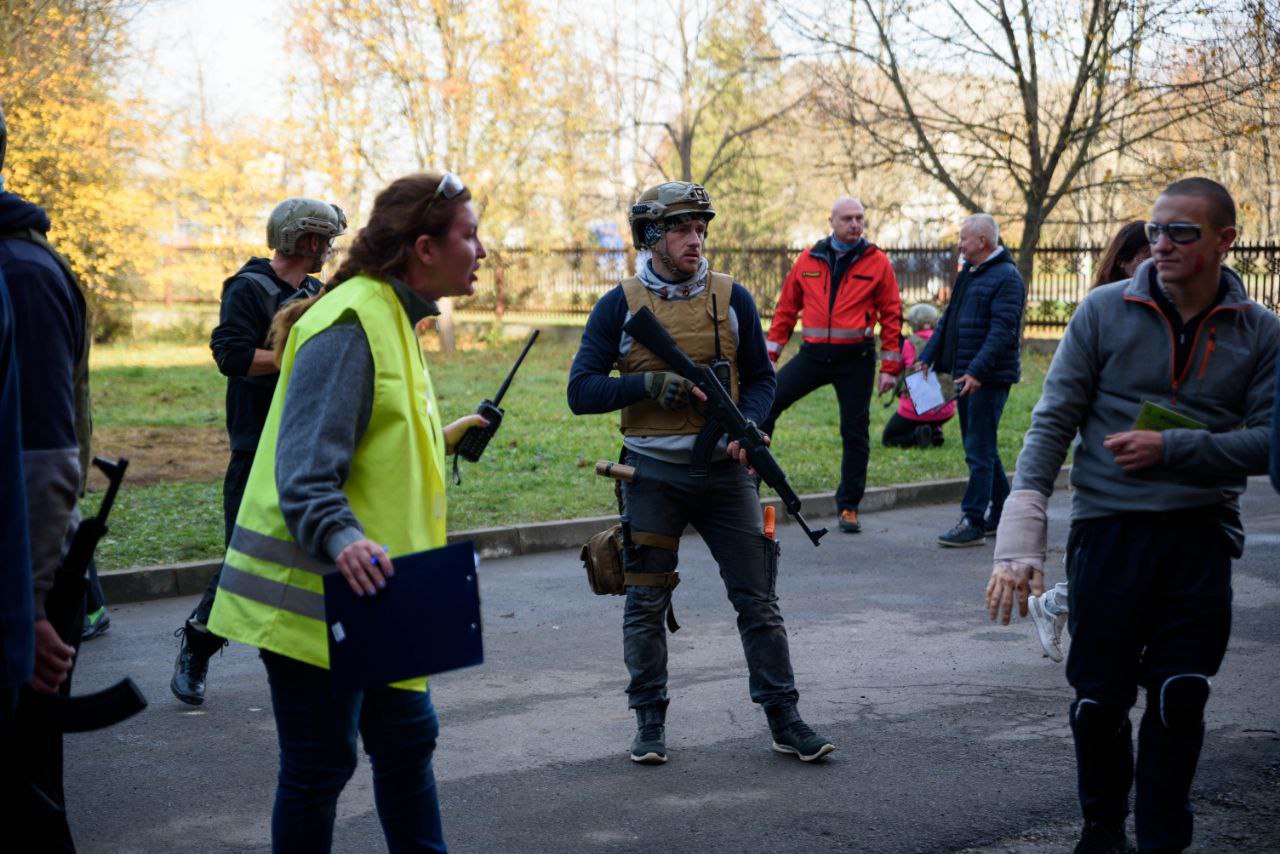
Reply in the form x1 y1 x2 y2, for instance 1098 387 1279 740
0 1 163 335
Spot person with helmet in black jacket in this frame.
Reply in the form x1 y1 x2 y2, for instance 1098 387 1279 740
170 198 346 706
568 181 834 766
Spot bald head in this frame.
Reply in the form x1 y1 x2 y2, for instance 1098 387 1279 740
830 197 866 244
959 213 1000 265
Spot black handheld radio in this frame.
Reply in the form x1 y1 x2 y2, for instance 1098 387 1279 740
456 329 540 462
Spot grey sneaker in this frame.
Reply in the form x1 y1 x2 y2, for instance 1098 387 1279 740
630 704 668 764
938 518 986 547
771 720 835 762
630 723 667 764
1029 593 1067 663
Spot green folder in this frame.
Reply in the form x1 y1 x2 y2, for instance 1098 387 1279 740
1132 400 1207 432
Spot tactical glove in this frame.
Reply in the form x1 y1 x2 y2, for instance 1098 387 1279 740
644 371 693 411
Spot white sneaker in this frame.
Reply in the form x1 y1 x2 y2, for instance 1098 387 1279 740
1028 594 1066 663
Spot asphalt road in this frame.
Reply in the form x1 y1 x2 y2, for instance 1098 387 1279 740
66 483 1280 853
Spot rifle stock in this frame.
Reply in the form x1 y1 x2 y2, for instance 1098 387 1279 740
622 307 827 546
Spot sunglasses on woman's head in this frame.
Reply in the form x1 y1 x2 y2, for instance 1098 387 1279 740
424 172 466 219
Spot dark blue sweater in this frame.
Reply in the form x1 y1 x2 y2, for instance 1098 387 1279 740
0 192 83 618
567 281 775 426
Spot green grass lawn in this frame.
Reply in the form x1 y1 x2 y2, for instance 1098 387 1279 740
87 335 1049 569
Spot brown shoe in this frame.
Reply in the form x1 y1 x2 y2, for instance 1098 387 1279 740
838 509 861 533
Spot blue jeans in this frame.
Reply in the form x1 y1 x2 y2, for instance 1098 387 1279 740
957 384 1010 526
620 452 800 728
260 650 446 853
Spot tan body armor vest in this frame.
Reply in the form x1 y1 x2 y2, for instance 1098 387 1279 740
617 273 739 436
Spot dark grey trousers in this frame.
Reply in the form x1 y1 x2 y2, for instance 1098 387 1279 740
620 450 800 728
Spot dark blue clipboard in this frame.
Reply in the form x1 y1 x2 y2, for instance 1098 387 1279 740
324 540 484 692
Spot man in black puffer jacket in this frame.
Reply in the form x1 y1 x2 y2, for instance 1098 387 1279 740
919 212 1025 547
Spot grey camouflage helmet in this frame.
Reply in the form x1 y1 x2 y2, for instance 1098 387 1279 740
628 182 715 250
267 198 347 255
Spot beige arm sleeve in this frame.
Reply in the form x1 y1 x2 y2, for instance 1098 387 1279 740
992 489 1049 572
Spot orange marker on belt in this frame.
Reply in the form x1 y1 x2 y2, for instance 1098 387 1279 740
763 506 776 540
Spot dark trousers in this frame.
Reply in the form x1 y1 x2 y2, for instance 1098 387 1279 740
1065 511 1232 852
882 413 945 448
956 384 1010 526
261 650 446 853
7 590 87 852
762 345 876 513
620 452 800 727
190 449 255 628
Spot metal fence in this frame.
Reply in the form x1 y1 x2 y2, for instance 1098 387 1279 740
454 242 1280 330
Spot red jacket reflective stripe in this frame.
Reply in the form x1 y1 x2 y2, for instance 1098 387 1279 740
767 243 903 373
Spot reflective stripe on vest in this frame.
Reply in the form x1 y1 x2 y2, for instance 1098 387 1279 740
218 564 326 622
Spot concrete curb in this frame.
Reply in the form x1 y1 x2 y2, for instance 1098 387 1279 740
99 469 1069 604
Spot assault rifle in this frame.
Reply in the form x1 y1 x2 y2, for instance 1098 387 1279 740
36 456 147 732
622 307 827 547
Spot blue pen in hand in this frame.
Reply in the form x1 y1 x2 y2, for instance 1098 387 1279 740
370 544 393 578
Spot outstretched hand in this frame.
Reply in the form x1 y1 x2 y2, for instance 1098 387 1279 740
985 560 1044 625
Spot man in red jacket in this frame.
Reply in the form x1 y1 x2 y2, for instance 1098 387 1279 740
762 197 903 533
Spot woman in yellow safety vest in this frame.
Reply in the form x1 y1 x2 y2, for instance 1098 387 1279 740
208 172 488 853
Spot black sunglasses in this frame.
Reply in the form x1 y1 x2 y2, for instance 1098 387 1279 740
1145 221 1202 245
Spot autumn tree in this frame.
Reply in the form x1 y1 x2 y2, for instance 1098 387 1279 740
0 0 160 337
589 0 812 245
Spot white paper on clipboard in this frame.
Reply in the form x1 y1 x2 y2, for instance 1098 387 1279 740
904 370 947 414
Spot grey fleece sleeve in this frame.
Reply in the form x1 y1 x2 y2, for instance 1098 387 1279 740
1011 300 1101 497
24 449 79 619
275 320 374 562
1162 312 1280 477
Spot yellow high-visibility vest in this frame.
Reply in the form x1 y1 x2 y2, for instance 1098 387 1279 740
208 275 447 688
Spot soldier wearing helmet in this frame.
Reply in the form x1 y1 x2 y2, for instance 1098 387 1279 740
171 197 346 706
568 181 835 766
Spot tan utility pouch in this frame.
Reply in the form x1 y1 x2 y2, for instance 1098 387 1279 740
581 526 682 632
581 527 681 595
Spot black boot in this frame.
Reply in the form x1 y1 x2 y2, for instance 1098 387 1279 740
170 622 224 705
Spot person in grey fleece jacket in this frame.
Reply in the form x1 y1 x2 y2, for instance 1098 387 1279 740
988 178 1280 854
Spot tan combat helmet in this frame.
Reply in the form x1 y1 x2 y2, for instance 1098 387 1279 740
267 198 348 256
628 182 716 251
